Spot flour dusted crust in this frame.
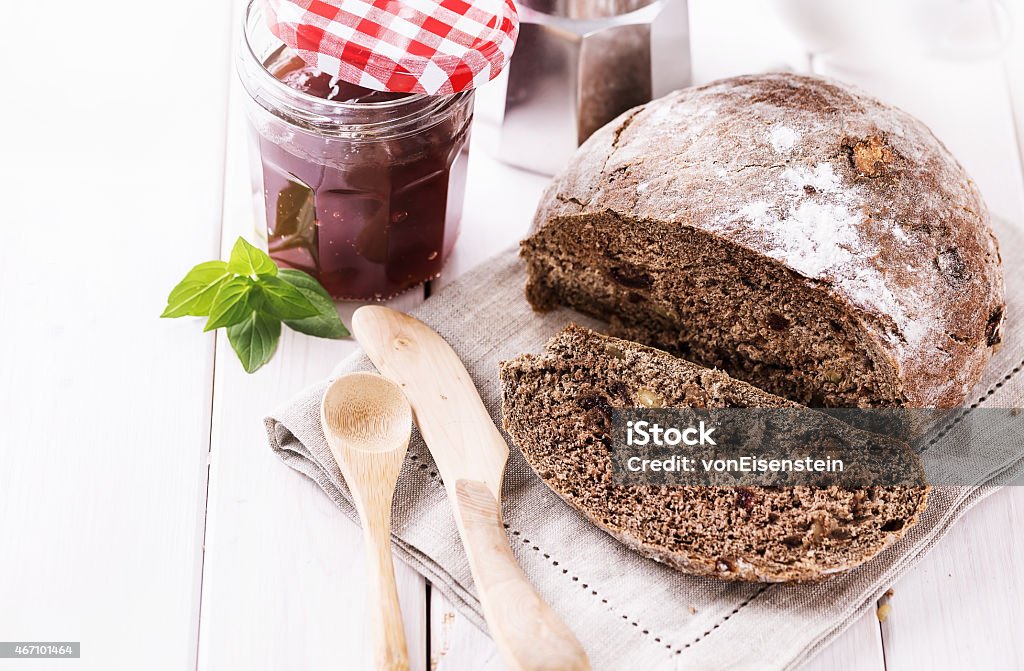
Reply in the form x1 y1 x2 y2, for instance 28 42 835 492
529 73 1004 407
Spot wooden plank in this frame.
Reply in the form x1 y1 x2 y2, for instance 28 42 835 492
0 1 234 669
860 9 1024 671
879 488 1024 670
196 7 428 668
803 609 885 671
809 18 1024 671
430 596 502 671
196 308 430 671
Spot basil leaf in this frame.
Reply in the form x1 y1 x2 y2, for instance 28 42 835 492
204 277 256 331
271 181 318 263
227 237 277 277
278 269 350 339
161 260 231 317
257 274 319 320
227 310 281 373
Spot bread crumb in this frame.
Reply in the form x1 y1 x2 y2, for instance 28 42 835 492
876 603 892 622
688 605 698 615
885 588 894 598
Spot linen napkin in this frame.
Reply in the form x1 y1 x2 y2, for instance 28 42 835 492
265 216 1024 671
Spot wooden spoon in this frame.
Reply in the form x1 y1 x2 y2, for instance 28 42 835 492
352 306 591 671
321 372 411 671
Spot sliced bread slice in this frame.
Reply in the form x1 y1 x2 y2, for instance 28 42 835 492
499 325 929 582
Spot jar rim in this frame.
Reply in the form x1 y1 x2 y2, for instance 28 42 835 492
237 0 472 137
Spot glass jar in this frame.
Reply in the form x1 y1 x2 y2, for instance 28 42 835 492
237 1 474 300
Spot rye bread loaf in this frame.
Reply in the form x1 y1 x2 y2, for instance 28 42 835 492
499 325 930 582
522 73 1005 408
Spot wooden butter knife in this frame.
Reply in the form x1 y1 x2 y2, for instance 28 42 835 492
351 306 591 671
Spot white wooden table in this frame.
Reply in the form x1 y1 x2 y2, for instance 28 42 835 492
2 1 1023 669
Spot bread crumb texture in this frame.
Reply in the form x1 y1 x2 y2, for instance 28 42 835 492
500 326 929 582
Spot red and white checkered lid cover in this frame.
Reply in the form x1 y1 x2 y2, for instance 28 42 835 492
263 0 519 95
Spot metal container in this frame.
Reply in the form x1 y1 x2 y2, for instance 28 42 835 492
496 0 690 174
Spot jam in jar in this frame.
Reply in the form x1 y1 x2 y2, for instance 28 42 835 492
238 2 473 300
